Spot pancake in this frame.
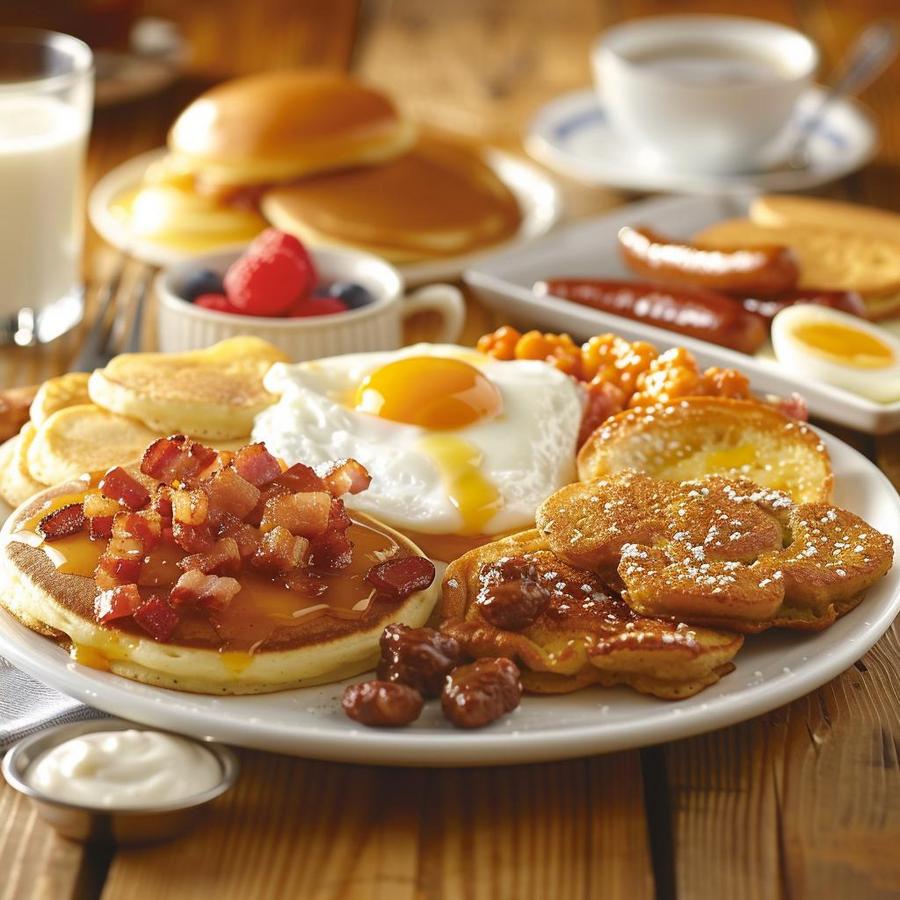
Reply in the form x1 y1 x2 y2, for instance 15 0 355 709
169 71 416 189
29 372 91 427
1 484 439 694
537 471 893 633
88 337 288 441
577 398 833 503
25 405 160 487
0 425 46 508
261 133 522 263
441 529 743 699
693 217 900 320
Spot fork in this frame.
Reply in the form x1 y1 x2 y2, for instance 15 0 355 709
71 256 155 372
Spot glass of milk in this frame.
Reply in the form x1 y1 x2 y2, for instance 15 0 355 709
0 29 93 345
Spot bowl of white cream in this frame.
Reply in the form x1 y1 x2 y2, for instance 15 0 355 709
2 718 239 843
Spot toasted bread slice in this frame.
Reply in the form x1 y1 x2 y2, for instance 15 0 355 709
88 337 288 441
577 397 833 503
26 404 159 486
441 529 743 700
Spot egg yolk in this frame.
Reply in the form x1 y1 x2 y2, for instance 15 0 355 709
354 356 503 428
793 321 895 369
418 434 502 534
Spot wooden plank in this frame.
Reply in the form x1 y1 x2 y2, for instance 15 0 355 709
0 784 101 900
778 622 900 898
101 750 653 900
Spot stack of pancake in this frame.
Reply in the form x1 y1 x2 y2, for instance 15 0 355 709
0 337 287 508
122 70 523 263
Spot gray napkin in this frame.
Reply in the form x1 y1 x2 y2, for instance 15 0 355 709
0 655 103 750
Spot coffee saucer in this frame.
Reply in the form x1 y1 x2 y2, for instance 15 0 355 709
526 86 876 194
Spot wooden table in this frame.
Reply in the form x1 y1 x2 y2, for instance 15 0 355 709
2 1 899 897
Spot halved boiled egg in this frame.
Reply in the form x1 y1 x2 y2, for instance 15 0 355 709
771 305 900 404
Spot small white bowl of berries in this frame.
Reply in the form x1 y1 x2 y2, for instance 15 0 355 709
156 230 465 358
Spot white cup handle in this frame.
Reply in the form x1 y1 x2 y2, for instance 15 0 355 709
400 284 466 344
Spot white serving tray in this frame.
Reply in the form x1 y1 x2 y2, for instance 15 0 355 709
464 193 900 434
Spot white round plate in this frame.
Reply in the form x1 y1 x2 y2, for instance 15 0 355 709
0 429 897 766
88 148 562 283
526 86 877 194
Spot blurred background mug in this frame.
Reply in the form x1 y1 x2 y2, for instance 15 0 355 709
592 16 819 174
0 28 93 345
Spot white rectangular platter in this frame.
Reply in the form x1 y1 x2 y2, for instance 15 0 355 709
465 193 900 434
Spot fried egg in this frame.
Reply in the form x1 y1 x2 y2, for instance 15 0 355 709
252 345 584 541
771 306 900 404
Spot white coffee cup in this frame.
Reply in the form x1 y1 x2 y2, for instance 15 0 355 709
592 15 819 174
157 246 466 357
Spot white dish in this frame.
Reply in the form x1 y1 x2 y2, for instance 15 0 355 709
88 147 563 284
526 86 876 194
0 430 896 766
465 192 900 434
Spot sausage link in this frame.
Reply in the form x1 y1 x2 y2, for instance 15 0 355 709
618 225 798 296
536 279 768 355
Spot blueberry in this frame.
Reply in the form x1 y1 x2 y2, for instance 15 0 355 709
327 281 374 310
181 268 225 302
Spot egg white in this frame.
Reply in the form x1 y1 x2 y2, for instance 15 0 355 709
771 306 900 404
252 344 584 535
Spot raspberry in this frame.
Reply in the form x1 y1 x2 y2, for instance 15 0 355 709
288 297 349 318
248 229 317 298
224 249 310 316
249 228 305 260
194 293 235 313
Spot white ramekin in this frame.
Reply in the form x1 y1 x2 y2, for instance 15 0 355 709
156 246 466 358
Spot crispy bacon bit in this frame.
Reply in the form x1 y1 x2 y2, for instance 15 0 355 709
308 529 353 572
202 467 261 519
260 491 332 537
154 484 174 518
95 536 144 587
83 493 120 519
171 520 215 553
99 466 150 510
94 583 141 623
179 537 241 575
280 570 328 597
216 512 262 559
90 516 114 540
321 459 371 497
132 594 180 641
252 526 309 573
275 462 326 494
140 435 218 485
327 498 352 532
366 557 436 599
112 510 162 550
245 481 290 527
37 503 86 541
169 570 241 611
233 442 282 487
171 488 209 526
